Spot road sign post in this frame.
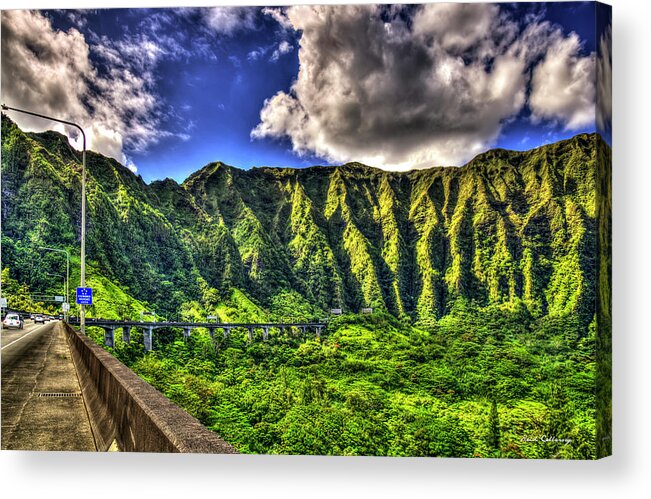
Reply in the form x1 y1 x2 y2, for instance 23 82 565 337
76 287 93 307
140 310 155 322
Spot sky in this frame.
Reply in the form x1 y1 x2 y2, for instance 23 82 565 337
1 2 611 183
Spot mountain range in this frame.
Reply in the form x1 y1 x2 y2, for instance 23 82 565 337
1 116 611 329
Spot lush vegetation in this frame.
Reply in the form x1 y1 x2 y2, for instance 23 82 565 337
86 306 597 458
1 116 611 458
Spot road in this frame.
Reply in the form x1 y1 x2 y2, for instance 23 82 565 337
1 320 97 451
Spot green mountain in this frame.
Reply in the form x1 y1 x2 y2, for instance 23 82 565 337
0 116 611 458
1 115 608 330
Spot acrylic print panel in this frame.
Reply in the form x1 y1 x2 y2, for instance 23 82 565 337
0 2 611 458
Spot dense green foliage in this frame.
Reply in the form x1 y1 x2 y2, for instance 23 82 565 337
87 308 597 458
1 116 611 458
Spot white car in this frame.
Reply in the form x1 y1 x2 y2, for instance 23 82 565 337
3 313 24 329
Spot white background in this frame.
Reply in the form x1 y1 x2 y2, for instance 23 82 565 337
1 0 649 497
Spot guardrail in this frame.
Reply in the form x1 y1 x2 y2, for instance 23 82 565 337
63 323 236 453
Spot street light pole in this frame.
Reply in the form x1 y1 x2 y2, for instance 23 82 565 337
39 247 69 321
3 104 87 333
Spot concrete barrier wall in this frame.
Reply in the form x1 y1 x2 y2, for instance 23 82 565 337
63 323 236 454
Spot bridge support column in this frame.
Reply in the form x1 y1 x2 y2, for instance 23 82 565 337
122 326 131 344
223 327 230 339
280 326 286 335
208 328 215 340
301 326 306 335
248 327 254 341
263 327 269 341
104 327 115 348
144 327 154 352
316 326 322 338
183 327 191 339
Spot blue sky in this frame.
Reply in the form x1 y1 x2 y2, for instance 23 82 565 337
1 3 611 183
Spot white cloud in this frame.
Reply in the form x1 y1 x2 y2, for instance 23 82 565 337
247 47 266 62
411 3 501 53
1 10 93 133
252 5 527 169
270 40 294 62
203 7 256 36
252 4 598 170
247 51 260 61
247 43 278 62
262 7 293 31
0 10 177 168
66 11 88 30
529 32 596 130
125 157 138 174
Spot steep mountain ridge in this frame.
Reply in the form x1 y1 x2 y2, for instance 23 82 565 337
1 115 609 328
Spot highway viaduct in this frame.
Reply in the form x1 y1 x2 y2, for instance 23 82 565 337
68 318 328 351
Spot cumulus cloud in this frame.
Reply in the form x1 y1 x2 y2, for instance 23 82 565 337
252 4 597 169
1 10 176 168
252 5 528 169
1 10 93 133
529 32 596 130
412 3 502 53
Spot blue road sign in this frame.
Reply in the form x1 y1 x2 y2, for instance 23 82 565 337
76 287 93 305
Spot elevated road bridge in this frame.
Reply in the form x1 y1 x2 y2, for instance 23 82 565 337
68 318 328 351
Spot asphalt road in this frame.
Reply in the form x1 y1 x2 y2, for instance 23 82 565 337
1 320 97 451
2 320 53 366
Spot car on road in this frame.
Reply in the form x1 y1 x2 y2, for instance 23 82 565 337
33 315 46 324
3 313 24 329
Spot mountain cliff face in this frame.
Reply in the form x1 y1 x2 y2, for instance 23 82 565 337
1 116 609 328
